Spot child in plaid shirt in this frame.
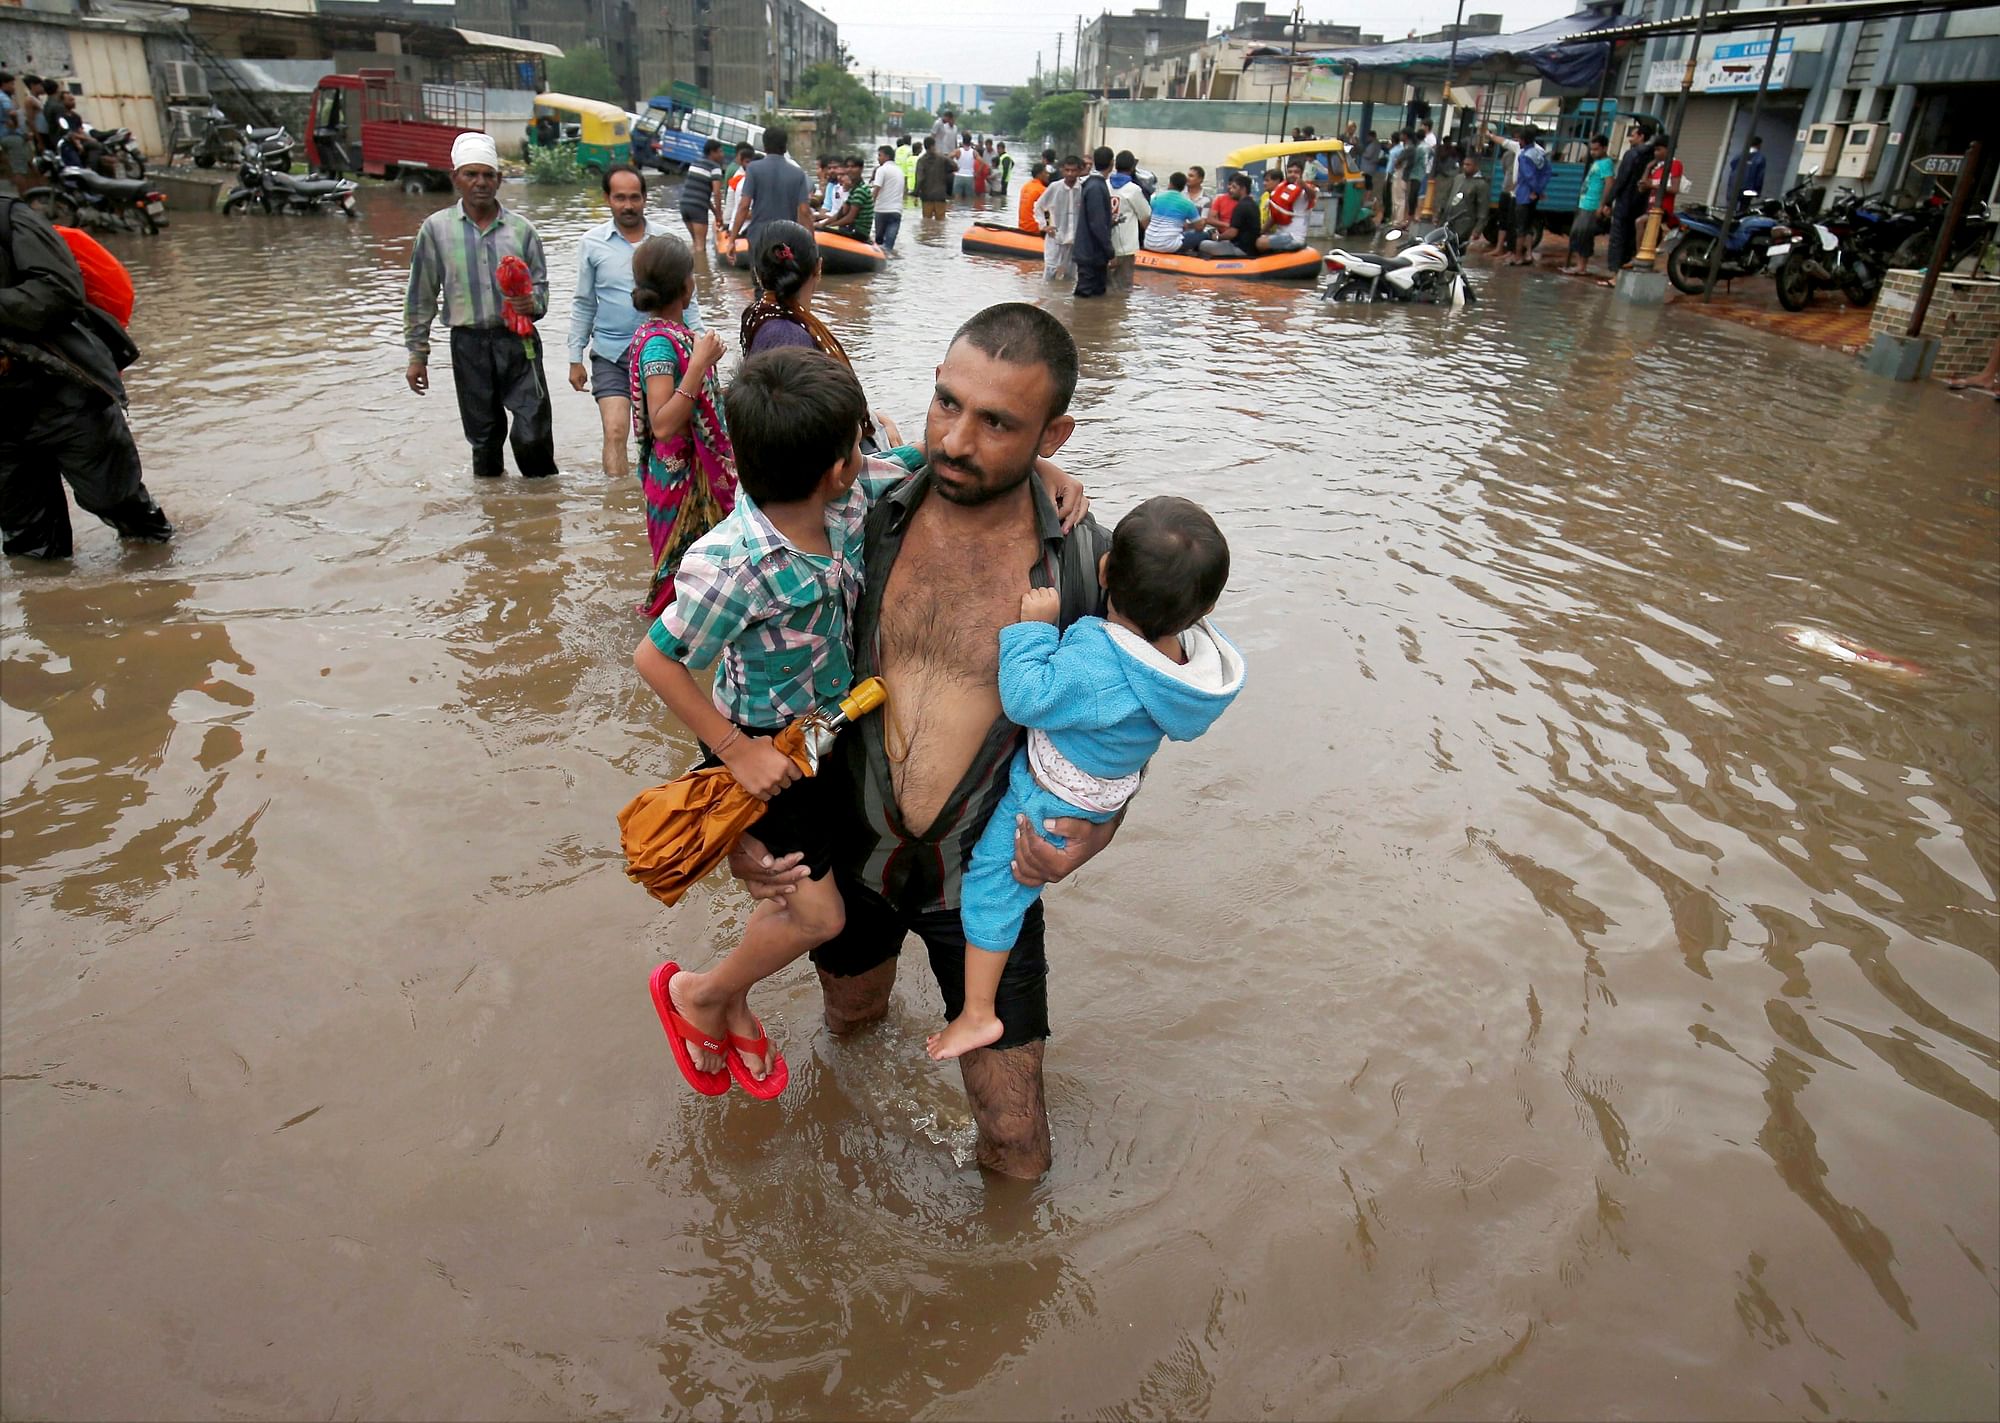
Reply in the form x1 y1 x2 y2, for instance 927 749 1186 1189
633 347 1085 1100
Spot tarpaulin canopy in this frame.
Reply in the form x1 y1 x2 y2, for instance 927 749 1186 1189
1305 13 1618 89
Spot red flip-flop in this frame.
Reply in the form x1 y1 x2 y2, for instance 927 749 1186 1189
649 963 730 1096
725 1020 789 1101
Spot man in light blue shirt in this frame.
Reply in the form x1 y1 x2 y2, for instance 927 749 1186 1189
566 163 705 479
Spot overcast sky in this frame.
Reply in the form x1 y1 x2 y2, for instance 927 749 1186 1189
823 1 1583 90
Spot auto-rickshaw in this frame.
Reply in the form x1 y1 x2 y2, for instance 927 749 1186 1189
1222 139 1370 234
525 94 631 177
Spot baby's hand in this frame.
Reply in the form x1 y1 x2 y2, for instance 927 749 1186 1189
1020 587 1060 624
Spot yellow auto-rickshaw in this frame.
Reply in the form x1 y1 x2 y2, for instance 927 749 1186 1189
526 93 632 177
1222 139 1367 231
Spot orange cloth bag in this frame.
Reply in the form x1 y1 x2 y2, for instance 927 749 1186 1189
618 677 887 906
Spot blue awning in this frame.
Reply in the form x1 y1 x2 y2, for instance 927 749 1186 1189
1305 13 1619 89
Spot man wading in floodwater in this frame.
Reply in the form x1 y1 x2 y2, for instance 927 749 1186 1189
730 303 1117 1179
403 132 556 478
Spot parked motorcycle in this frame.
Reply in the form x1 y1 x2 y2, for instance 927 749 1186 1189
85 124 147 179
224 149 358 217
1664 183 1816 294
1322 226 1476 306
188 106 245 169
245 125 295 174
1769 189 1923 311
23 151 168 233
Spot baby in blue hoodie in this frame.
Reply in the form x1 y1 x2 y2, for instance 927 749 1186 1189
927 496 1247 1061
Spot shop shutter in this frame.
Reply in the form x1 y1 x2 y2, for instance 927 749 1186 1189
1674 95 1734 207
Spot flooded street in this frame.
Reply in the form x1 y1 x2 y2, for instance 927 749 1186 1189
3 183 1996 1420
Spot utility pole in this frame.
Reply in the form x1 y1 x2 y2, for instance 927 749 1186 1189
1277 0 1302 141
1076 16 1084 89
1637 0 1713 270
1056 33 1064 85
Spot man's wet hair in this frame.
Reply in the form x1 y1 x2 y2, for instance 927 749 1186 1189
949 303 1078 422
1169 171 1187 190
1061 153 1083 170
923 137 935 152
1105 497 1230 641
726 349 865 505
1115 149 1136 173
629 234 693 313
762 122 789 155
601 162 645 195
1092 145 1113 169
704 138 724 157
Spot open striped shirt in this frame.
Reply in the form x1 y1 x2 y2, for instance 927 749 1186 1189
403 200 548 358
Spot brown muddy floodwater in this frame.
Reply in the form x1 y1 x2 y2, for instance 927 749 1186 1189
2 184 1997 1422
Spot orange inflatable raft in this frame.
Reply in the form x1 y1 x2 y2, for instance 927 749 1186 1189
717 230 887 274
960 222 1322 281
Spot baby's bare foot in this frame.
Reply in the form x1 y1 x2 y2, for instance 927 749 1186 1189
926 1013 1003 1061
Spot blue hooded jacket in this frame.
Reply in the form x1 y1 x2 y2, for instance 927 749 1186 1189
997 615 1246 779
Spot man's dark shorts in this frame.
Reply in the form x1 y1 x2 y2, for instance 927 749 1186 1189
811 871 1051 1049
589 352 631 401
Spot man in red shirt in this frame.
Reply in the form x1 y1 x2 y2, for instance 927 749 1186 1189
1643 137 1684 221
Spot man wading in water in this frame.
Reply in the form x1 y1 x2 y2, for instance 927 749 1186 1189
404 132 555 478
731 303 1117 1178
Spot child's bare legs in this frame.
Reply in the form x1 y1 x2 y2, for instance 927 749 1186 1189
927 946 1008 1060
669 873 845 1078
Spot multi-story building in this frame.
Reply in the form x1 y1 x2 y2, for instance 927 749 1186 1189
1601 0 2000 211
448 0 836 111
1078 0 1212 93
1110 2 1384 100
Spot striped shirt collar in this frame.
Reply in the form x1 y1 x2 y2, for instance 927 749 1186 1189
450 198 515 234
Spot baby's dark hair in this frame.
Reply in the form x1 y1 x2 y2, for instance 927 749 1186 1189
752 221 820 303
725 349 865 505
1105 496 1230 640
630 234 693 312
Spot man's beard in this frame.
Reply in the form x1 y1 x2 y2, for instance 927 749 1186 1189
930 449 1035 507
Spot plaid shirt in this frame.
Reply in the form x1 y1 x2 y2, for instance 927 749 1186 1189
649 454 917 728
403 201 548 358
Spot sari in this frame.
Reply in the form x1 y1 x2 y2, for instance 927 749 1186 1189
628 317 738 618
739 295 880 447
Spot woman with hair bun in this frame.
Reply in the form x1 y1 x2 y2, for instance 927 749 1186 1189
626 233 737 617
739 222 899 450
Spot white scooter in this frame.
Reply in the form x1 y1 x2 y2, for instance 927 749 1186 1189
1323 226 1476 307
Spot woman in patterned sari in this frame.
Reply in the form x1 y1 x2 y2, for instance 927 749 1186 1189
627 234 736 617
739 222 900 453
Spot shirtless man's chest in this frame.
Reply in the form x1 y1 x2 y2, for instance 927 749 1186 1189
876 499 1041 835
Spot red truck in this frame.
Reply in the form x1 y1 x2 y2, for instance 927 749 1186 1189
305 71 487 191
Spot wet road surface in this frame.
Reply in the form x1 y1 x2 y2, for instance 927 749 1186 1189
2 185 1997 1420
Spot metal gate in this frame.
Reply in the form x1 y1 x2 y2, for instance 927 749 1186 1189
69 32 166 160
1674 95 1733 208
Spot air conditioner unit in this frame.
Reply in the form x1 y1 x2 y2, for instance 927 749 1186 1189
159 60 210 101
1837 121 1883 180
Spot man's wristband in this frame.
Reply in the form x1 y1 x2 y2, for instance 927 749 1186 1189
712 726 743 756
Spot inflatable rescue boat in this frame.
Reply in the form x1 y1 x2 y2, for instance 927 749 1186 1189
717 230 887 275
960 223 1321 282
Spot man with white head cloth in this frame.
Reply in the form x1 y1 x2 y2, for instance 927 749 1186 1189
403 131 557 478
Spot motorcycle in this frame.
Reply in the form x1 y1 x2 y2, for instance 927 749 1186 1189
188 106 245 169
245 125 295 174
1322 226 1476 306
23 151 168 233
84 124 147 179
223 149 358 217
1665 182 1818 294
1768 189 1917 311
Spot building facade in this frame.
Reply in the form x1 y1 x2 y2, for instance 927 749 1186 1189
1078 0 1212 94
1606 0 2000 212
1109 3 1385 101
448 0 836 110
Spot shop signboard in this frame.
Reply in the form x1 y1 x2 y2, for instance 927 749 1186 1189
1702 38 1794 93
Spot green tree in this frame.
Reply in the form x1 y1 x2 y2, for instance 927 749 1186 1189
792 60 881 142
545 46 623 106
990 87 1036 136
1027 93 1088 153
900 106 934 138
